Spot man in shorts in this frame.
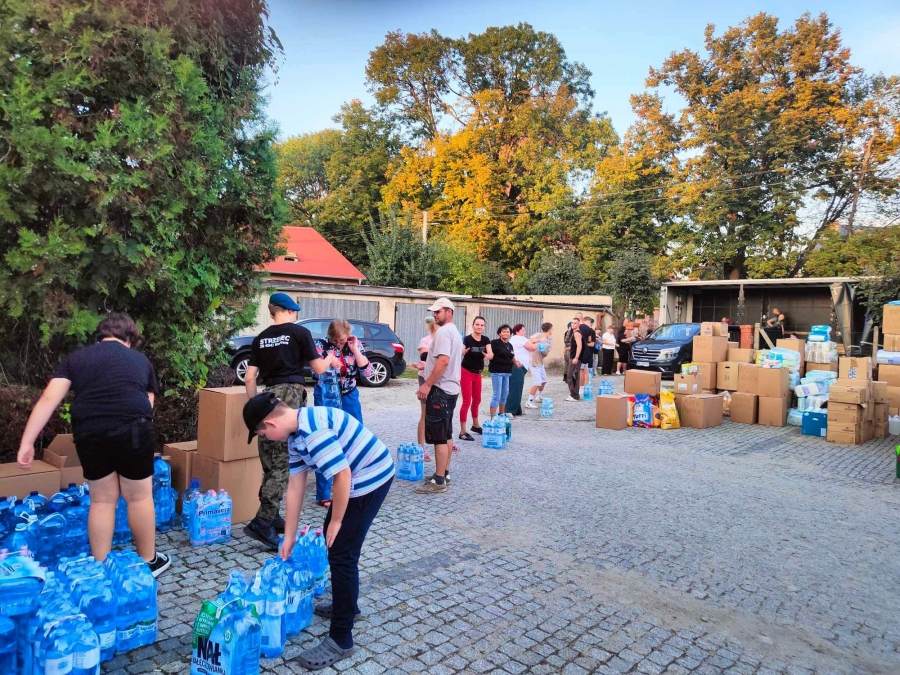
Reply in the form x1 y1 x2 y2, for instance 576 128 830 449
525 322 553 408
415 298 462 495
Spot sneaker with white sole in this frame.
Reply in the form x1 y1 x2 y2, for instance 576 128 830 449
147 552 171 578
524 401 538 409
565 396 579 402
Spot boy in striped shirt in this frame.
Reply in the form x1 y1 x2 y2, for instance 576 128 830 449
244 392 394 670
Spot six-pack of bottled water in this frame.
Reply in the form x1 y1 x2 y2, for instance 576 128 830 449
396 443 425 481
0 546 157 674
481 415 511 449
191 524 330 673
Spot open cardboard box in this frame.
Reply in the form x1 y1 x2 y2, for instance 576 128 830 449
0 460 61 496
42 434 84 489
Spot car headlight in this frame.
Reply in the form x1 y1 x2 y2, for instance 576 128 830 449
657 348 679 360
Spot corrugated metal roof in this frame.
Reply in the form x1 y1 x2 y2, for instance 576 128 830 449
664 276 874 288
265 227 366 281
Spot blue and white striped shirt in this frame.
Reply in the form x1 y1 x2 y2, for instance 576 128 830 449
288 407 394 498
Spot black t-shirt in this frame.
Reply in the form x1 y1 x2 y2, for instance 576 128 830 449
249 323 319 385
579 324 596 362
462 335 491 373
488 339 515 374
53 341 158 438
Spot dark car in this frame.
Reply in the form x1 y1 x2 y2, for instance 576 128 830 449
226 318 406 387
627 323 702 379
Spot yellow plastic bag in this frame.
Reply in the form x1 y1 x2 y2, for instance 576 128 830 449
659 390 680 430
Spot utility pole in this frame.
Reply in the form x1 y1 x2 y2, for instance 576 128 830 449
422 211 429 244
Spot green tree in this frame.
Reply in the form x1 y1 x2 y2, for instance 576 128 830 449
606 248 660 318
634 13 900 279
363 213 445 290
858 264 900 326
524 248 589 295
434 239 509 295
275 101 401 266
804 225 900 277
0 0 284 389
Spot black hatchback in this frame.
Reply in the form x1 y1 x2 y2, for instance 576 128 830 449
226 318 406 387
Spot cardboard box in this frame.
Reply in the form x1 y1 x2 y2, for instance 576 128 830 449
163 441 197 496
827 428 864 445
729 392 758 425
680 394 724 429
882 333 900 352
692 336 729 363
758 396 789 427
727 347 754 363
830 383 870 405
700 322 729 337
892 406 899 417
805 361 838 373
198 386 259 462
716 362 741 391
0 461 60 497
801 411 827 437
875 422 889 439
839 357 872 380
878 364 900 388
728 341 739 350
827 403 866 425
737 363 759 394
776 338 806 364
756 368 790 399
883 303 900 334
42 434 84 489
190 453 262 524
873 402 889 423
624 370 661 396
673 374 703 395
695 362 717 391
873 381 888 403
888 386 900 410
595 394 629 430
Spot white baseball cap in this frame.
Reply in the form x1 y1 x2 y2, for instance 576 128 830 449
427 297 455 311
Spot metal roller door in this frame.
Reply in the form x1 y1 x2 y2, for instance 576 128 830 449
477 306 543 337
395 303 468 353
297 297 379 322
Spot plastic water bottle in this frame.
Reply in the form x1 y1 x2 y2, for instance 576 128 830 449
25 490 49 514
220 571 248 603
310 529 329 597
285 546 314 636
153 456 178 532
35 512 68 566
3 515 38 556
409 444 424 481
181 478 201 530
318 368 341 408
234 601 262 674
583 374 594 401
39 617 75 675
244 572 266 629
113 497 131 546
65 499 90 556
0 549 45 616
48 489 74 514
0 615 15 674
190 490 232 546
70 615 101 675
259 559 287 658
75 580 117 662
540 398 554 418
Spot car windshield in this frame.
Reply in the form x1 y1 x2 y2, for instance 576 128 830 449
647 324 701 341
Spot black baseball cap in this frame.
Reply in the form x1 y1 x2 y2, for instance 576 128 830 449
243 392 280 443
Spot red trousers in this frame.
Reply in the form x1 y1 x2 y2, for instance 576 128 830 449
459 368 482 425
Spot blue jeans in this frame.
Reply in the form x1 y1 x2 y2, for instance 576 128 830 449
313 386 363 501
324 477 392 648
489 372 511 408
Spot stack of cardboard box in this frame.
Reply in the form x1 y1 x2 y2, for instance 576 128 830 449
692 323 730 393
877 362 900 420
166 386 264 524
827 364 873 444
595 371 661 430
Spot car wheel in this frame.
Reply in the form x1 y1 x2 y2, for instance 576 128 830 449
362 358 390 387
232 356 250 384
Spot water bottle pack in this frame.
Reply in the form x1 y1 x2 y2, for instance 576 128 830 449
598 379 615 396
0 548 157 673
481 417 506 449
188 490 233 547
396 443 425 481
582 374 594 401
153 456 179 532
318 368 342 408
540 397 554 418
191 523 326 672
1 485 91 566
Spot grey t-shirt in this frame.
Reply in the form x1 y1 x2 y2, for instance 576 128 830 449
424 322 462 395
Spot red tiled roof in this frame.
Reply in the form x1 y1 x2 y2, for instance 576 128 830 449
265 226 366 281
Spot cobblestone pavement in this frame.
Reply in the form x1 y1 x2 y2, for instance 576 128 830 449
119 376 900 674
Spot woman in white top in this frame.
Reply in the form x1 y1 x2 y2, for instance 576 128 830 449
600 325 617 375
412 316 438 451
507 324 538 416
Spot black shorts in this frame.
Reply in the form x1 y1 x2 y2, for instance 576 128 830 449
75 419 155 482
424 387 458 445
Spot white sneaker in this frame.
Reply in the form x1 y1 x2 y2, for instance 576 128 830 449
525 401 538 409
565 396 579 402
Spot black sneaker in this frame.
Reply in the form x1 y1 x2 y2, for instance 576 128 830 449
459 432 475 441
314 603 362 620
470 426 483 435
147 552 171 578
244 517 280 551
272 514 286 534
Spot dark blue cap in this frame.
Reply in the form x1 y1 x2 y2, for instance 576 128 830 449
269 292 301 312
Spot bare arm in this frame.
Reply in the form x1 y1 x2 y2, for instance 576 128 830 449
325 467 352 547
245 365 259 399
18 378 71 468
524 339 538 352
484 344 494 361
148 392 155 408
573 332 582 361
279 470 309 560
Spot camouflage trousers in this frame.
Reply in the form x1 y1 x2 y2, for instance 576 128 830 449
256 383 307 522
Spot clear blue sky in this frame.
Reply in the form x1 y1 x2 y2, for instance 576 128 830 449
264 0 900 140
